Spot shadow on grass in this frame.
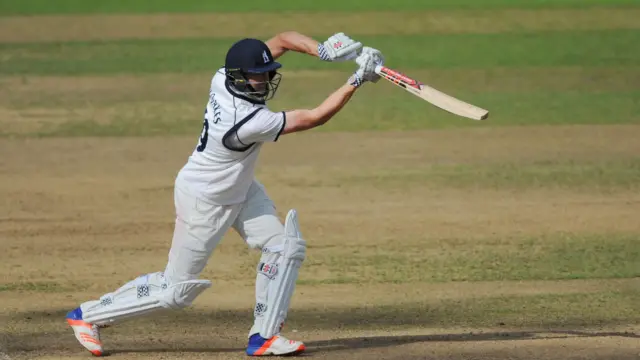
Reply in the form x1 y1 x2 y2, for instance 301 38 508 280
304 329 639 354
3 305 638 356
100 330 640 357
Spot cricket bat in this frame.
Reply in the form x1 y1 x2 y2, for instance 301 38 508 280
375 65 489 121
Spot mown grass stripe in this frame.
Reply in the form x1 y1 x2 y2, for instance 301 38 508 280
301 233 640 284
338 159 640 191
303 290 640 329
3 9 640 44
0 30 638 76
1 0 638 16
2 67 638 110
1 91 639 137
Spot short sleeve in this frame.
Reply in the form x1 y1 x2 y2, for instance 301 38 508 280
236 109 286 144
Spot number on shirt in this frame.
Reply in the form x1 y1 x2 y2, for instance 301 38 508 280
196 108 209 152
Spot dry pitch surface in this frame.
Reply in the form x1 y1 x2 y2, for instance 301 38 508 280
2 128 639 359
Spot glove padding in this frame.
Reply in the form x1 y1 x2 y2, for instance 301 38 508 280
348 52 380 87
358 47 384 83
319 32 362 62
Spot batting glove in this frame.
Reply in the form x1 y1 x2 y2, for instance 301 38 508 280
348 52 378 88
318 32 363 62
358 47 384 83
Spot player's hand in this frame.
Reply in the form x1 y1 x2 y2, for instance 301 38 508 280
358 47 384 83
357 50 383 83
318 32 362 62
348 52 380 87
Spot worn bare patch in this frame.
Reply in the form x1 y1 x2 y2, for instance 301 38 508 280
0 103 175 135
0 73 210 109
1 9 640 43
0 107 75 135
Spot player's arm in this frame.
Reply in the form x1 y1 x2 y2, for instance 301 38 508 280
265 31 319 59
281 83 357 134
265 31 362 62
281 53 379 135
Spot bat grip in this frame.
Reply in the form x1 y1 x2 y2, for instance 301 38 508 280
374 65 420 87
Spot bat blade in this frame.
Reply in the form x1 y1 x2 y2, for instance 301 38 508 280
375 65 489 121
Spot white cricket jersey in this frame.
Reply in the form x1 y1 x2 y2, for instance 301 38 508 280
176 68 286 205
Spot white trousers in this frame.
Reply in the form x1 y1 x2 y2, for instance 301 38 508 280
164 179 286 334
79 178 290 337
165 179 284 281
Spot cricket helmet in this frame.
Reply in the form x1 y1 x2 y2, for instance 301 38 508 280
224 38 282 103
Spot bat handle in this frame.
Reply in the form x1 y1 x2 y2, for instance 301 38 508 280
374 65 420 87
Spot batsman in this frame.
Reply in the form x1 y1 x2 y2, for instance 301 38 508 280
65 31 384 356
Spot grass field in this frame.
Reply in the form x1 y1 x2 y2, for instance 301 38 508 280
1 0 639 359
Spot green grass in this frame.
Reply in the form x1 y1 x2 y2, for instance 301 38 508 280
1 30 638 76
5 89 635 138
1 10 637 134
341 159 640 190
302 290 640 329
324 90 640 131
1 0 638 16
300 233 640 285
35 102 199 137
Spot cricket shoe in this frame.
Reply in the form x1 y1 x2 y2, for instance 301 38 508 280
66 307 104 356
246 333 305 356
